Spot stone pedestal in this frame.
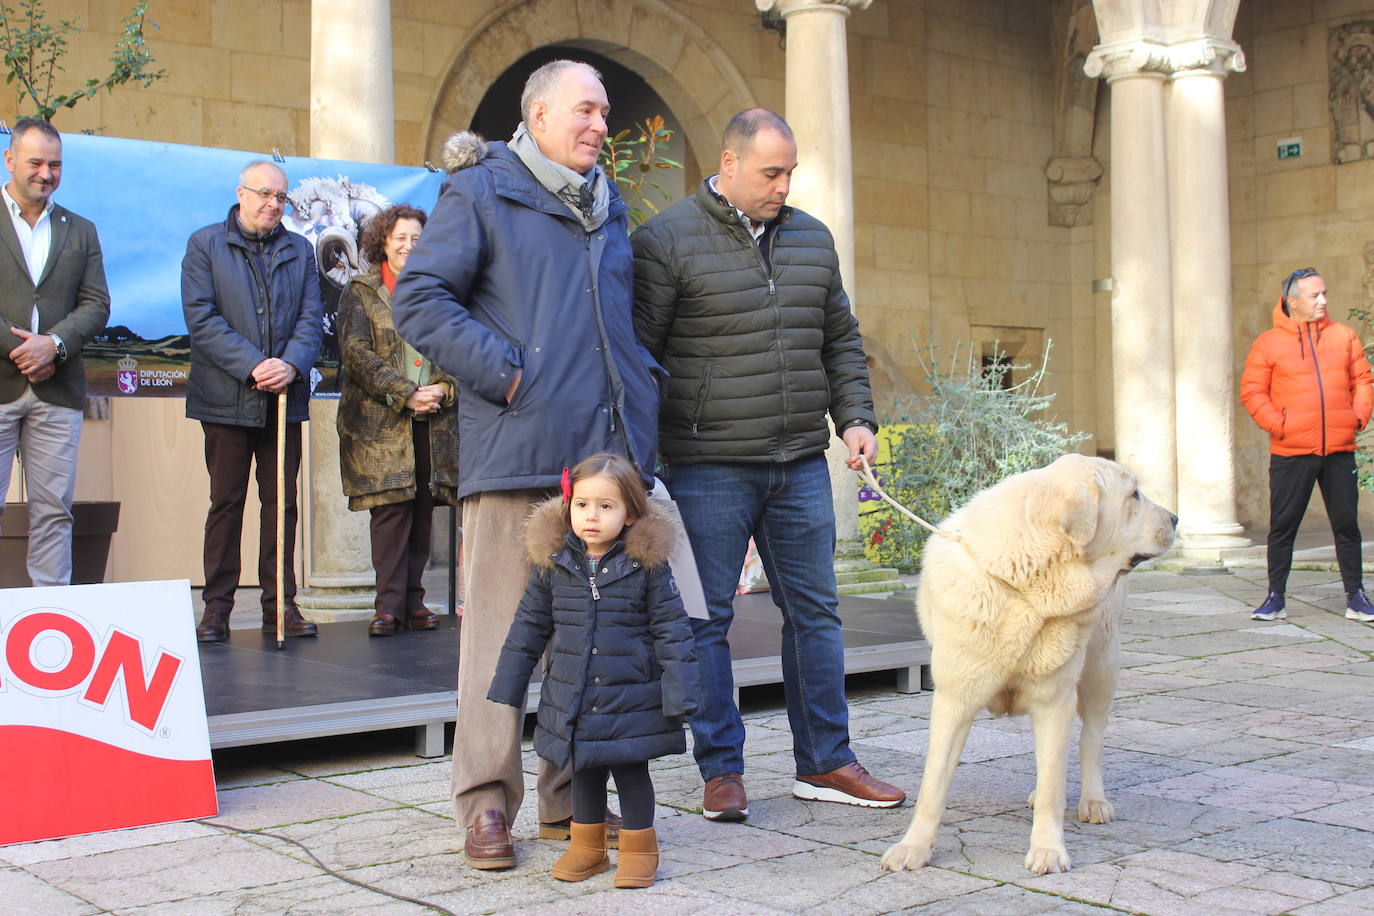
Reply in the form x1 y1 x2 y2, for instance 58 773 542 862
296 400 375 621
298 0 396 621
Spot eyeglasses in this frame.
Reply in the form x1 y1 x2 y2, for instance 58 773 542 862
1282 267 1319 300
240 185 289 205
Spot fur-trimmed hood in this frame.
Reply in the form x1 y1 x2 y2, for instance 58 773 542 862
441 130 487 173
523 494 680 569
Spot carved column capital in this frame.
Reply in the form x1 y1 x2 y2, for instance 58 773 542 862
1084 38 1172 81
757 0 873 17
1085 36 1246 81
1168 38 1247 78
1045 157 1104 227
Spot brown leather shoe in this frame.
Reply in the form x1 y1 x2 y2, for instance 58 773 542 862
464 808 515 870
196 609 229 643
260 604 318 637
368 614 399 636
539 810 622 848
793 761 906 808
703 772 749 821
407 607 440 630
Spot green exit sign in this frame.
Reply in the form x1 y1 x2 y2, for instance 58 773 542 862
1277 137 1302 159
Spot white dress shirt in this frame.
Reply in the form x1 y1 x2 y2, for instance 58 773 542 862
3 183 54 332
708 175 766 241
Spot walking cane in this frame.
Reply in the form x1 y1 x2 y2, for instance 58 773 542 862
276 390 287 650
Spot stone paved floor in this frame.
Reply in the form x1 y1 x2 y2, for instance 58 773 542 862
6 566 1374 914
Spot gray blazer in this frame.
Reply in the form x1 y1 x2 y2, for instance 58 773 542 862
0 201 110 409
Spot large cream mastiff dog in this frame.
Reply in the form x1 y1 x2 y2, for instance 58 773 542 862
881 454 1176 876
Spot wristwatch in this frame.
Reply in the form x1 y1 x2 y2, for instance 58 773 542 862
49 333 67 362
842 418 877 434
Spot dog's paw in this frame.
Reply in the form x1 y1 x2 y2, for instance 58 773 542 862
1025 844 1071 875
1078 796 1114 824
880 842 932 872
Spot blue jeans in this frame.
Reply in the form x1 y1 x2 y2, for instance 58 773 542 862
666 455 855 779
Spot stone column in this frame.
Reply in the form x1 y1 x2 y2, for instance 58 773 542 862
763 0 872 545
1085 41 1178 511
297 0 396 619
1168 39 1249 549
310 0 395 165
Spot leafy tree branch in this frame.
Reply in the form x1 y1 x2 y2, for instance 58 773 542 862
1 0 165 123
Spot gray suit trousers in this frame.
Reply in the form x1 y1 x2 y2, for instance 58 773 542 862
0 386 83 586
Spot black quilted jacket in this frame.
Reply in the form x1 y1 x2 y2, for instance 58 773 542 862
631 179 877 464
487 496 699 771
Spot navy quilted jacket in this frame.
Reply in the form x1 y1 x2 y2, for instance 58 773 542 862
488 496 699 771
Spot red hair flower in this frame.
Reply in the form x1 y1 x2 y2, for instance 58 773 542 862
560 467 572 503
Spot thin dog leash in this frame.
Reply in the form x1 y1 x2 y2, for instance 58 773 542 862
856 453 941 534
855 453 1025 596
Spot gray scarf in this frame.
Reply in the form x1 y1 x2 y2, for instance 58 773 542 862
509 122 610 232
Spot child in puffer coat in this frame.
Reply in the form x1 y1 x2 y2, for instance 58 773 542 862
488 453 699 888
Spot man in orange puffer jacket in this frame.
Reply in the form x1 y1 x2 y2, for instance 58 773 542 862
1240 267 1374 623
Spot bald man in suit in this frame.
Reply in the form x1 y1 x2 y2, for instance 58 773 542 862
0 118 110 586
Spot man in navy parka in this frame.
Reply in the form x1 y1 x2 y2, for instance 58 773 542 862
391 59 663 871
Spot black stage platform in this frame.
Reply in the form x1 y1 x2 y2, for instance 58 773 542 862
202 593 930 758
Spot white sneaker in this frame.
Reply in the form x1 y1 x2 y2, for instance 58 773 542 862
1250 593 1286 621
1345 589 1374 622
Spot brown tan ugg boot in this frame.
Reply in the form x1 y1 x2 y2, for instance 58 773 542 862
550 821 609 882
613 826 659 888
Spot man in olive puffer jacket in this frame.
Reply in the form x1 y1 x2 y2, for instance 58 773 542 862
631 108 905 821
1240 267 1374 623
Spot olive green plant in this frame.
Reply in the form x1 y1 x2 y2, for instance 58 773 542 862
1344 302 1374 491
859 340 1090 572
0 0 164 123
599 114 682 228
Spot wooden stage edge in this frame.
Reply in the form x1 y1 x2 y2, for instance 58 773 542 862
204 593 931 758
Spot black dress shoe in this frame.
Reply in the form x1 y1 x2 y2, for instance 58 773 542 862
260 604 318 637
368 614 399 636
196 611 229 643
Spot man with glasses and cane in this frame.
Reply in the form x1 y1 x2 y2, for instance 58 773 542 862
182 160 323 643
1241 266 1374 623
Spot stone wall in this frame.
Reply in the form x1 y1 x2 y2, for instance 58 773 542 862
854 1 1090 445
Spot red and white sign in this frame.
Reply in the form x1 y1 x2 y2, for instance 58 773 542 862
0 580 216 845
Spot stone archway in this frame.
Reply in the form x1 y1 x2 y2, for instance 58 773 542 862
420 0 756 176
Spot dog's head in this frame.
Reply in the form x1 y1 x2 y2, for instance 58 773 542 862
1044 454 1176 571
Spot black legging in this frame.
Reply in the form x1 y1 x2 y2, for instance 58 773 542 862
572 761 655 830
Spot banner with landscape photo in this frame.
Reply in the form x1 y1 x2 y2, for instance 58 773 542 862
56 134 445 397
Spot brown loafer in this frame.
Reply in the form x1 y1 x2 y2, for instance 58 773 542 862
464 808 515 870
540 810 622 848
368 614 399 636
793 761 905 808
407 608 440 630
703 772 749 821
